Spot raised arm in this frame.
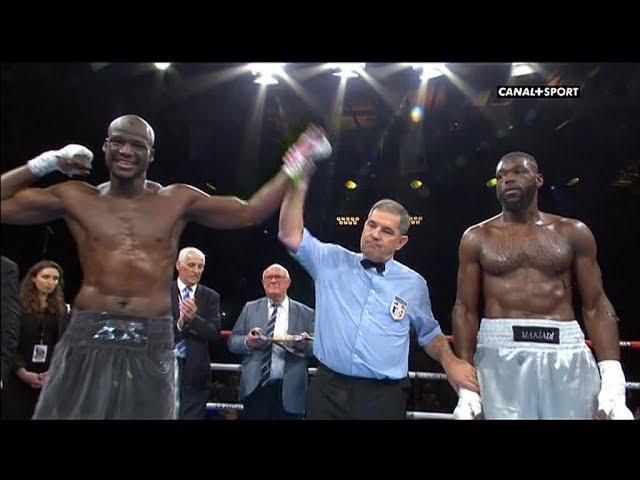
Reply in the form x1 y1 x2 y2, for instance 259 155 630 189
187 124 331 231
1 145 93 225
277 176 310 253
185 173 290 229
277 126 331 252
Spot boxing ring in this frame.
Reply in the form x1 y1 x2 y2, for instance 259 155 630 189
205 333 640 419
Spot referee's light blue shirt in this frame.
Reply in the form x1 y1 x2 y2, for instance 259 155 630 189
291 228 443 380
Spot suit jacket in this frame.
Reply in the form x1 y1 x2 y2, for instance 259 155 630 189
172 282 221 392
228 297 314 414
1 256 21 386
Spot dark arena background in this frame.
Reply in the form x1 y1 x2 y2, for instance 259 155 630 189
2 62 638 419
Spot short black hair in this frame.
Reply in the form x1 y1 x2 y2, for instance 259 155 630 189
498 151 538 173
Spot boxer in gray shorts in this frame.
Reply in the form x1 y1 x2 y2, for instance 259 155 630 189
451 152 632 419
1 115 331 418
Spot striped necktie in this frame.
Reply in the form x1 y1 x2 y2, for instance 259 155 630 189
175 286 192 359
259 302 280 386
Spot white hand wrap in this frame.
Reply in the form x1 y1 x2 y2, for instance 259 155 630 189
281 128 332 184
453 388 482 420
597 360 633 420
27 144 93 177
297 129 332 162
281 145 309 183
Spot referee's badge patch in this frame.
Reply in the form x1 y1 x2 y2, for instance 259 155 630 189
390 296 408 321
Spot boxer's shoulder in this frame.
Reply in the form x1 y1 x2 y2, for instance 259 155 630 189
545 214 592 240
51 180 100 197
161 183 206 197
462 215 500 241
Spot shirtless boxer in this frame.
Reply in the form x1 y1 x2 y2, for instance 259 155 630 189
452 152 633 419
0 115 330 418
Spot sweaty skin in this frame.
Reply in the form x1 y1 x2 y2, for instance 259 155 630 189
453 155 620 364
1 115 291 317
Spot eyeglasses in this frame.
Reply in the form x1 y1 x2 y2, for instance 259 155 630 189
264 275 287 281
106 138 149 153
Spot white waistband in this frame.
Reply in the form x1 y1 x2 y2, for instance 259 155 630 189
478 318 587 347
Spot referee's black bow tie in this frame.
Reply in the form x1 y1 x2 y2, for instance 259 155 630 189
360 258 385 274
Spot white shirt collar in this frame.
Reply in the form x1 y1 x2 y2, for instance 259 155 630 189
177 278 197 297
268 295 289 310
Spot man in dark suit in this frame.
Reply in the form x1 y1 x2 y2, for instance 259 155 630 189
173 247 221 419
1 256 21 390
229 264 314 420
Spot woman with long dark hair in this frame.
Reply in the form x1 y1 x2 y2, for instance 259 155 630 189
1 260 69 419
